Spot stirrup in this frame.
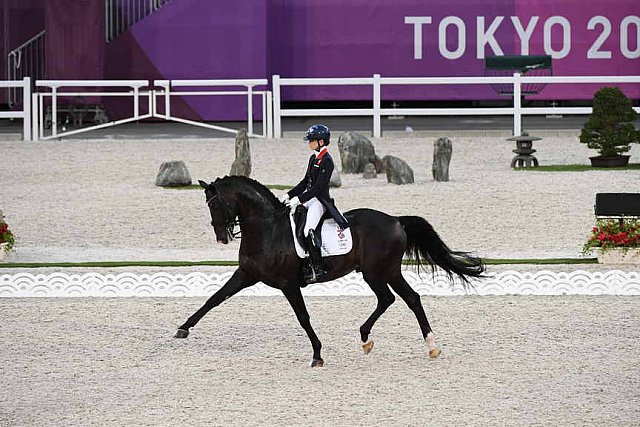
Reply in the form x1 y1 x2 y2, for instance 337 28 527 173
304 265 325 284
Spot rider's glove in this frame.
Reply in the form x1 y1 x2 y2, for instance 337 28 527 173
288 196 301 209
278 193 290 204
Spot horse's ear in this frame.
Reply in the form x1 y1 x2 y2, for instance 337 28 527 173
198 180 208 189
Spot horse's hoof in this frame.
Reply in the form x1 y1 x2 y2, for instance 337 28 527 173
310 358 324 368
362 340 374 355
174 329 189 339
429 348 441 359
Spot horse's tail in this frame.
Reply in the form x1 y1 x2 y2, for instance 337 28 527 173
397 216 486 286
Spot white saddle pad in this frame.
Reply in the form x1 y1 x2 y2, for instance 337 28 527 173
289 211 353 258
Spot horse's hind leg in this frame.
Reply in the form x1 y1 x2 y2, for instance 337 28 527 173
174 268 256 338
281 285 324 367
359 276 396 354
388 273 441 358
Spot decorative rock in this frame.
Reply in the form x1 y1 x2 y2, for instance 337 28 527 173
382 155 414 184
337 132 377 173
432 137 453 182
363 163 377 179
329 168 342 187
230 128 251 176
155 161 192 187
373 155 385 173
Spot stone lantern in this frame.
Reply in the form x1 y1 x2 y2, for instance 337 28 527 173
507 132 541 168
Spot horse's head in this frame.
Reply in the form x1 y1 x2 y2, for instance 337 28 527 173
199 179 237 244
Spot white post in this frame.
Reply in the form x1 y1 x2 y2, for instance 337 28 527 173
22 77 31 141
133 86 139 119
38 93 44 140
266 91 273 138
165 82 171 118
247 85 253 136
31 93 38 141
272 75 281 138
51 87 58 137
373 74 381 138
513 72 522 136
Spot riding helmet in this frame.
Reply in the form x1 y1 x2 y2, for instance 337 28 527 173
303 124 330 145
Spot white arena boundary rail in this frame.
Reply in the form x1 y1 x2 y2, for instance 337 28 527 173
33 79 152 141
0 77 31 141
0 270 639 297
153 79 272 138
272 74 640 138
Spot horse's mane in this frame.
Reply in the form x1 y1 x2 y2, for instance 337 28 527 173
218 175 283 208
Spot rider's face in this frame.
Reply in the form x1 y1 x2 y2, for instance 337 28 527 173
307 139 321 150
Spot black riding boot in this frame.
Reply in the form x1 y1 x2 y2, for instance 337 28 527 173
304 230 326 284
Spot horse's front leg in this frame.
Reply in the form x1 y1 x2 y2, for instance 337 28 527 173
174 268 256 338
282 285 323 367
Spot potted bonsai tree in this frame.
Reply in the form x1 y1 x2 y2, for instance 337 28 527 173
579 87 639 167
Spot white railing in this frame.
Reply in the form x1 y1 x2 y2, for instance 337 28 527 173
273 74 640 137
33 80 152 140
6 30 45 107
105 0 170 42
0 77 31 140
153 79 272 138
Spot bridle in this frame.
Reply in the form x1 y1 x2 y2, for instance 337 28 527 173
204 182 290 241
206 186 241 241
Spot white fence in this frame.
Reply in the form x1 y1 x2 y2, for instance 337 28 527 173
33 80 152 140
4 74 640 141
153 79 272 138
273 74 640 137
0 77 31 140
27 79 270 141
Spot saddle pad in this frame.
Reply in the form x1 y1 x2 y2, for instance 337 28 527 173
289 211 353 258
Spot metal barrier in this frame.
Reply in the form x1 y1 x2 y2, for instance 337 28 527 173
6 31 45 107
105 0 171 42
33 80 152 140
273 74 640 137
0 77 31 141
153 79 272 138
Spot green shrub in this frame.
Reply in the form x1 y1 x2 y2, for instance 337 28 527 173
579 87 639 157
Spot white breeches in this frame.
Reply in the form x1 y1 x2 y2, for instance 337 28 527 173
303 197 326 236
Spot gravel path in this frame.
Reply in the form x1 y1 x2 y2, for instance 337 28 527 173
0 295 639 426
1 134 639 426
1 134 639 264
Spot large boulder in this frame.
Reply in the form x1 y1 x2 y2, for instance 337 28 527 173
155 161 192 187
230 128 251 177
382 155 414 184
337 132 377 173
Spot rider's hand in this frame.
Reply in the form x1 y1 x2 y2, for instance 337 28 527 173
278 193 290 204
288 196 301 209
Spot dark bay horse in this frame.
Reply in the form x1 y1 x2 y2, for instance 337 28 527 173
175 176 485 367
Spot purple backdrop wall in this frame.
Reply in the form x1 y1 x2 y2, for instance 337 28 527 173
119 0 637 119
4 0 638 120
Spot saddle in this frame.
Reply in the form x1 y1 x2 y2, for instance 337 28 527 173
293 205 328 251
289 205 353 259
